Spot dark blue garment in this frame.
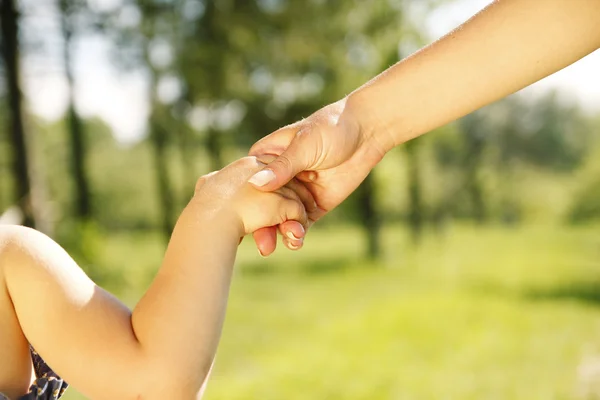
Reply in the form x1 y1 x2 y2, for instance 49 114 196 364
0 347 68 400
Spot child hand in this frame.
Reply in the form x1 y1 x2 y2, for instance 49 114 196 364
192 156 316 240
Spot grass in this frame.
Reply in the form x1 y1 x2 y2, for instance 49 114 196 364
61 223 600 399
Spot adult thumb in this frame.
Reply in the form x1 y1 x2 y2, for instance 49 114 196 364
248 130 313 191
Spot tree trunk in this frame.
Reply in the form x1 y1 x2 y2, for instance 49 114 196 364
59 0 92 220
177 123 197 201
461 116 488 224
0 0 35 227
150 113 175 241
0 158 6 211
356 172 381 260
465 164 487 224
405 140 423 244
203 1 224 172
206 129 223 171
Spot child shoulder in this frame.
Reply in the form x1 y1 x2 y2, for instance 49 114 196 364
0 225 52 250
0 224 39 238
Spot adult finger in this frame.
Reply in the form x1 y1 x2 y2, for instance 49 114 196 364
282 178 318 216
248 129 318 192
249 122 303 158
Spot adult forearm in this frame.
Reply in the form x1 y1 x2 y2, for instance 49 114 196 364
349 0 600 151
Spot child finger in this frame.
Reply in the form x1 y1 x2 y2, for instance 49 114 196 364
252 227 277 257
278 197 308 229
282 235 303 251
278 221 304 249
276 187 311 232
282 178 318 214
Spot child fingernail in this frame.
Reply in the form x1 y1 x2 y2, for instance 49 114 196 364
249 170 276 187
258 248 267 258
286 231 302 241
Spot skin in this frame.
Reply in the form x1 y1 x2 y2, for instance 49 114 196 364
0 156 311 400
250 0 600 256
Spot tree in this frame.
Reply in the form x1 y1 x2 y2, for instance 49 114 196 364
405 139 424 243
148 103 176 239
356 172 382 259
109 0 431 253
494 92 588 172
110 0 181 239
0 86 8 212
188 0 225 171
0 0 35 227
458 113 489 224
433 92 590 223
58 0 92 220
0 139 8 214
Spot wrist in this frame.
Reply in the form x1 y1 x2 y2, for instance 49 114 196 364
185 197 245 239
345 90 398 155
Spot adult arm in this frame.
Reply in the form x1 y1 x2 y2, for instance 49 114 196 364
351 0 600 150
250 0 600 255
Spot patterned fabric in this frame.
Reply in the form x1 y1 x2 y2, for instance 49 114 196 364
0 347 68 400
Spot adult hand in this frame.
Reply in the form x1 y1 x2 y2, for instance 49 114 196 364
248 97 391 256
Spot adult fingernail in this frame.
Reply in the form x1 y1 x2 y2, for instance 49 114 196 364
258 248 267 258
249 170 276 187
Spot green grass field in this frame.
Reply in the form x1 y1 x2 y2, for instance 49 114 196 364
62 224 600 399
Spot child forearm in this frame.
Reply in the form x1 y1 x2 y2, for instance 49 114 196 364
349 0 600 150
131 202 242 397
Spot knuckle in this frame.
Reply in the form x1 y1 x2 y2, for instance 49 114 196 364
278 208 288 225
295 126 313 141
281 186 300 202
288 201 307 225
255 154 277 164
274 155 294 173
195 171 218 192
236 156 258 168
194 177 207 193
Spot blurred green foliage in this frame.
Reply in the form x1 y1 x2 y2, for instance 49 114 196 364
1 0 598 237
2 0 600 398
60 223 600 400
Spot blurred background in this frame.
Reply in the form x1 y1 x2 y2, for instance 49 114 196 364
1 0 600 398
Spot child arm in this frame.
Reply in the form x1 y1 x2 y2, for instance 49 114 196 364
0 157 308 400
